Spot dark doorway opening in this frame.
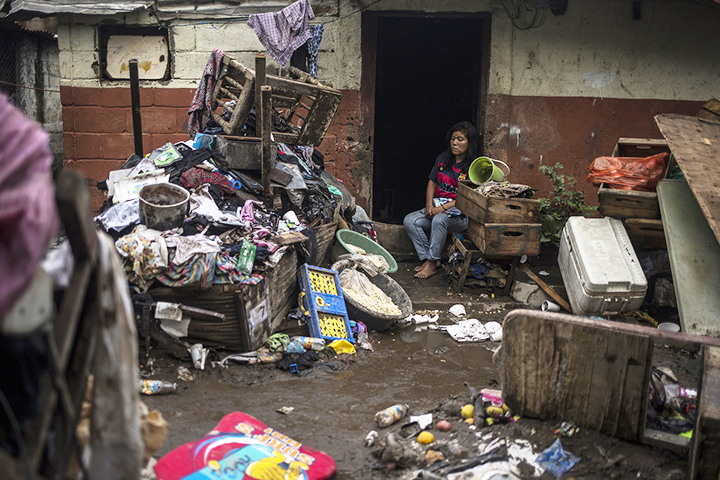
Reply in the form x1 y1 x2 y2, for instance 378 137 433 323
371 15 486 224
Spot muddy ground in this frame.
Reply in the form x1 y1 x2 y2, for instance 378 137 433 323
141 297 699 480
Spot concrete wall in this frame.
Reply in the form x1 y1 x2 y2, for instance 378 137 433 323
15 34 64 173
56 0 720 211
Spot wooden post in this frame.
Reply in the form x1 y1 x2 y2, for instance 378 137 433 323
254 53 266 137
128 59 143 156
262 85 273 209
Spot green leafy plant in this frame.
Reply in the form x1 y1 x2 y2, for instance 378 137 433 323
538 163 596 244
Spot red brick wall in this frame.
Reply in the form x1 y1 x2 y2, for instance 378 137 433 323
61 86 196 210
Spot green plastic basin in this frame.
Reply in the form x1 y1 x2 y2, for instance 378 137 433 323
331 229 398 274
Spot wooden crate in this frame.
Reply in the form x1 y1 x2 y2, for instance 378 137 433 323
624 218 666 250
467 219 541 257
597 138 672 220
456 182 540 224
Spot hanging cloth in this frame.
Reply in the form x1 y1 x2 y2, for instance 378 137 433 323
247 0 315 67
307 24 324 78
187 48 226 137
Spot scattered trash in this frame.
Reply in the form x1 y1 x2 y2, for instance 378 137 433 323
189 343 208 370
425 449 445 465
449 304 466 317
153 412 336 480
445 319 489 342
328 339 356 355
483 321 503 342
554 421 579 437
276 406 294 415
436 420 451 432
177 366 195 382
400 421 422 438
461 404 474 419
139 379 177 395
375 404 409 427
541 300 561 312
539 270 550 276
417 431 434 444
291 335 326 351
410 413 433 430
535 439 580 478
364 430 378 447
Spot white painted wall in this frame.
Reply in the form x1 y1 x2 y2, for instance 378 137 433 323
57 0 720 101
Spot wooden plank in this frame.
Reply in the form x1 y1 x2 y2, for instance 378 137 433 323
690 346 720 480
235 278 271 351
616 335 653 441
655 114 720 246
518 263 572 313
643 429 691 457
55 170 97 263
612 138 670 158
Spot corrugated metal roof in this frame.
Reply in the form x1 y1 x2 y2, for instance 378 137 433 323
7 0 338 20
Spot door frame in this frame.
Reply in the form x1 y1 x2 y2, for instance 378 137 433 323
360 10 493 213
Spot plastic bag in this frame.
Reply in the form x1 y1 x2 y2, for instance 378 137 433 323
586 152 668 192
339 268 378 297
535 438 580 478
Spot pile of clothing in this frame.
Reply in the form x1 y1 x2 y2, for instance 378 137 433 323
94 134 339 292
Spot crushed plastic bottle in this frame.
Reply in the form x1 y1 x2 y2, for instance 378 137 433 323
138 379 177 395
375 404 409 427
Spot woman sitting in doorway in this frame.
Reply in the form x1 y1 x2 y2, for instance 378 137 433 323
403 121 479 279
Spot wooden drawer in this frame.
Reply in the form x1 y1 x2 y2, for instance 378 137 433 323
598 187 660 219
624 218 666 250
467 219 541 257
456 182 540 224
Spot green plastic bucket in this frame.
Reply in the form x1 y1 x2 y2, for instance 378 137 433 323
468 157 510 185
331 229 398 273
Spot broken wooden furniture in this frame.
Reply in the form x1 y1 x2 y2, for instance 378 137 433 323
498 309 720 479
0 171 99 479
449 234 519 296
209 54 342 147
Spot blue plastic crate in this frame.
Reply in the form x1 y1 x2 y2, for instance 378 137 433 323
297 264 354 343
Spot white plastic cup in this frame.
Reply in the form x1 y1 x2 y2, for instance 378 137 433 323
542 300 561 312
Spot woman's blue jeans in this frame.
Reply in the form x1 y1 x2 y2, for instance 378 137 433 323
403 210 468 262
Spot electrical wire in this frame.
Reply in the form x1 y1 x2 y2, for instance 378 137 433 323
0 387 35 480
498 0 545 30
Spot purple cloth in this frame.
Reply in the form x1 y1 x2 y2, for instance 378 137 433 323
247 0 315 67
187 48 226 137
0 94 59 321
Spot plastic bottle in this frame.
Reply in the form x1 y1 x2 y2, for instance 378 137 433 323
138 379 177 395
290 336 326 351
375 404 409 427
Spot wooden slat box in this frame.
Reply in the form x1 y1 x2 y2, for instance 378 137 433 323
468 219 541 257
597 138 672 220
456 182 540 224
624 218 666 250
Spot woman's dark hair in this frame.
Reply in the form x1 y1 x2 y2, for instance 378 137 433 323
441 121 479 174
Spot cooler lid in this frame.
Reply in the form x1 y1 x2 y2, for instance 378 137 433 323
563 217 647 295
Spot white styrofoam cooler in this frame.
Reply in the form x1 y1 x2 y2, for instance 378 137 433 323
558 216 647 317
